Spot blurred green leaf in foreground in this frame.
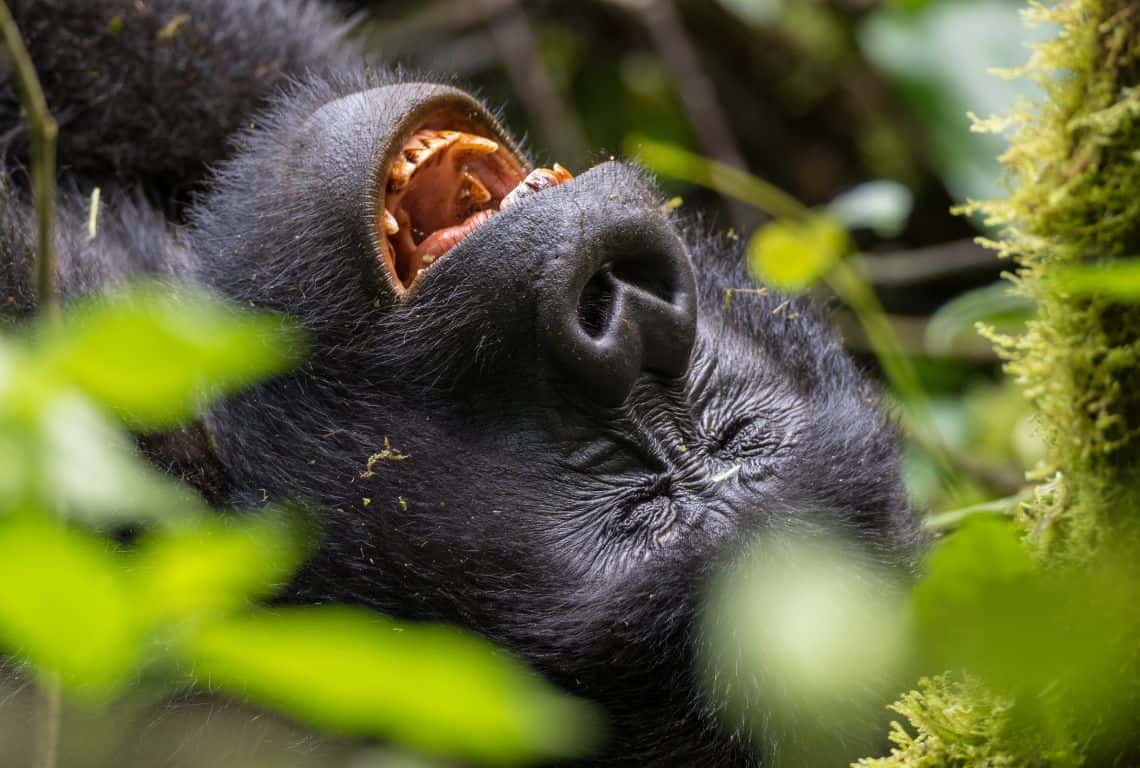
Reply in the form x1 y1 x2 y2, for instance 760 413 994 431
704 517 1140 765
0 283 596 765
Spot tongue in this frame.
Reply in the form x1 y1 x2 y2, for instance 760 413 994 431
411 210 497 272
401 164 575 282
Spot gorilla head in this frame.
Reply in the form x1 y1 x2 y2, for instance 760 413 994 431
1 2 919 764
189 78 917 764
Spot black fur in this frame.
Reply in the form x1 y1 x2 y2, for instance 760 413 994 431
0 2 920 765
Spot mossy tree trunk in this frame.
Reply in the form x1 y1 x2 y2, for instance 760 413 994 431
987 0 1140 562
859 3 1140 765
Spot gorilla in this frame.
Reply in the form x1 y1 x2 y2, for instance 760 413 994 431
0 0 919 764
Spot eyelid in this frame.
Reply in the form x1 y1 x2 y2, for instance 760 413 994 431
713 416 779 459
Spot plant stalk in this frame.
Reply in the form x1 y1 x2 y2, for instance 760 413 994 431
0 5 63 768
0 0 58 322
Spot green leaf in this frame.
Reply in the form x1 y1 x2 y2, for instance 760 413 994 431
702 532 911 765
40 283 304 430
0 518 142 699
747 215 850 292
0 394 199 526
39 396 201 525
185 607 598 764
134 509 308 623
912 516 1047 687
827 180 914 238
859 1 1051 201
912 517 1140 740
1056 260 1140 301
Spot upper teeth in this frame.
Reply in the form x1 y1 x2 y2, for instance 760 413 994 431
388 129 500 192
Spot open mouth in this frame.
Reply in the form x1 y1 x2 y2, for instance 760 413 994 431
377 117 574 293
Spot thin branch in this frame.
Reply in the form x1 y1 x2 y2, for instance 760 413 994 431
861 240 1000 286
0 6 62 767
833 310 998 362
354 0 513 57
607 0 755 228
482 0 590 167
0 0 58 321
34 676 61 768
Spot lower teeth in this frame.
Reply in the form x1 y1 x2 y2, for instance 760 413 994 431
499 164 574 211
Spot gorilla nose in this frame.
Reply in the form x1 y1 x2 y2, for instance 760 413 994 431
537 170 698 406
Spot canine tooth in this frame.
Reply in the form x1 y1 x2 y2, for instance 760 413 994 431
453 135 500 155
381 209 400 235
499 164 575 210
460 172 492 205
388 161 413 191
422 254 436 265
551 163 574 183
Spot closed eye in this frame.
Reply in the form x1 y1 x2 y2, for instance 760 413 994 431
712 417 781 460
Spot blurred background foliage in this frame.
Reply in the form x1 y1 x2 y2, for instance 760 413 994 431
352 0 1048 512
2 0 1139 766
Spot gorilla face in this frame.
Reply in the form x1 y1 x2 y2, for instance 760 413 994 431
189 78 917 763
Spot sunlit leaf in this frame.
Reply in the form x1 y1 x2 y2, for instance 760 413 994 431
39 396 200 525
40 283 305 430
0 517 141 699
913 517 1140 741
747 215 849 292
185 607 598 764
626 134 806 220
702 531 911 765
0 394 198 525
134 509 308 623
913 515 1076 689
859 1 1050 201
925 281 1034 354
827 179 914 238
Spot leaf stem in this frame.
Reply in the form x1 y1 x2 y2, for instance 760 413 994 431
630 135 809 222
0 6 64 766
34 674 61 768
0 0 58 322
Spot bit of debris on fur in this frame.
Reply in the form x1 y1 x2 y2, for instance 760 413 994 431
360 437 411 477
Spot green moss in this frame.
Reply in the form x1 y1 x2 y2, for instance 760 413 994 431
855 675 1082 768
975 0 1140 560
859 3 1140 765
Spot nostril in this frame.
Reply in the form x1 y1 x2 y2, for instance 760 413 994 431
611 257 676 305
537 189 698 407
577 266 617 338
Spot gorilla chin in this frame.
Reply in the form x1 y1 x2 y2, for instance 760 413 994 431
0 2 922 765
